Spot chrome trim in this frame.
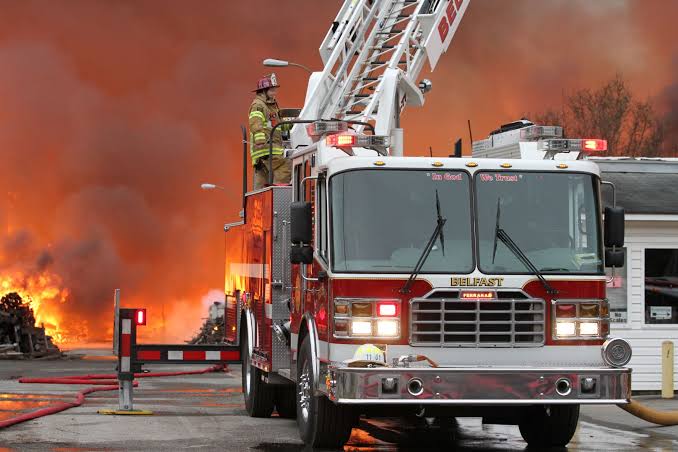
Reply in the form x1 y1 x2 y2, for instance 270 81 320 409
555 378 572 396
409 289 545 347
245 307 256 358
328 366 631 405
302 312 320 393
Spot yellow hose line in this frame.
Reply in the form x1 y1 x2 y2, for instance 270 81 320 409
618 399 678 426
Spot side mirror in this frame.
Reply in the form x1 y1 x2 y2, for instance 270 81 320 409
290 244 313 265
605 248 624 268
291 202 313 244
604 206 625 248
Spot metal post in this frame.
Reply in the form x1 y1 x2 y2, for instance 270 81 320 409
119 379 134 411
113 289 120 356
118 309 135 410
241 125 248 210
99 307 152 415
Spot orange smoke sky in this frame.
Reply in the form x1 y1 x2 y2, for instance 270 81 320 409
0 1 676 342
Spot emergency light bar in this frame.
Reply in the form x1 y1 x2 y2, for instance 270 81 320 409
539 138 607 152
325 133 390 148
520 125 563 141
306 120 349 137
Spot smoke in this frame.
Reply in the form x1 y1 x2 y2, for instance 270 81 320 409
0 1 675 342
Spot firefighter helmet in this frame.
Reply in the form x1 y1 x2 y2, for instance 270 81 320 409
254 73 280 92
345 343 387 368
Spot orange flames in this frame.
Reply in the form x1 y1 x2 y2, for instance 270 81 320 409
0 271 85 345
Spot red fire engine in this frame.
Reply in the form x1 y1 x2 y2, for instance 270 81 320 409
222 1 632 448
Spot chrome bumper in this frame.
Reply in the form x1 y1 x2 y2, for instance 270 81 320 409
327 366 631 405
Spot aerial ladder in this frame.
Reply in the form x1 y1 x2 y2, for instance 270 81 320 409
291 0 470 155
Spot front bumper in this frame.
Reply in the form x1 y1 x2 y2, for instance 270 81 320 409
327 366 631 405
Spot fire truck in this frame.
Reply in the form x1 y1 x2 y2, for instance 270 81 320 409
222 0 632 448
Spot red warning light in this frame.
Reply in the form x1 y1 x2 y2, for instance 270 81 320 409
583 139 607 152
377 301 399 317
135 309 147 326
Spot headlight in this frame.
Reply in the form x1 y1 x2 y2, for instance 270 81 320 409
556 321 576 337
579 321 599 336
376 320 399 337
333 298 401 339
553 300 609 340
351 320 372 336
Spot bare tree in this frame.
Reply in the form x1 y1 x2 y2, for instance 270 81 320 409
535 75 665 156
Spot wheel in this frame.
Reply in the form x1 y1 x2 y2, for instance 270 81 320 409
518 404 580 447
241 322 274 417
274 386 297 419
296 335 357 448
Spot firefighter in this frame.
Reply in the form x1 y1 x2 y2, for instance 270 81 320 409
248 73 291 189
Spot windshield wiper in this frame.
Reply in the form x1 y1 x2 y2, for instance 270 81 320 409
492 198 558 295
400 190 447 294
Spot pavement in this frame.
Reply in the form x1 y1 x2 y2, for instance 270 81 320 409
1 349 678 451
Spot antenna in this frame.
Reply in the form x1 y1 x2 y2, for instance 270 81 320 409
467 119 474 144
429 146 433 157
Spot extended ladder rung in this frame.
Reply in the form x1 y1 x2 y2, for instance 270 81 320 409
370 59 407 65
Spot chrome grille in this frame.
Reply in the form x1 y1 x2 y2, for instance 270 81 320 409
410 291 545 347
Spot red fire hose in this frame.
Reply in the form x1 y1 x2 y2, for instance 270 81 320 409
0 365 226 430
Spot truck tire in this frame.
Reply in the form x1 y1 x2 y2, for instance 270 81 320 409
296 335 356 448
241 324 274 417
274 386 297 419
518 404 580 447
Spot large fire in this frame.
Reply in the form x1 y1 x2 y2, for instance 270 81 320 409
0 1 674 348
0 271 84 344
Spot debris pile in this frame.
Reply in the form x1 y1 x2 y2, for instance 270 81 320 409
189 301 225 344
0 292 61 359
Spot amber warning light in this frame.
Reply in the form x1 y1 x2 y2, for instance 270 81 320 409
460 291 496 300
135 309 147 326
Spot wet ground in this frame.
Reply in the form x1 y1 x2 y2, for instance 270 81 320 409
1 351 678 451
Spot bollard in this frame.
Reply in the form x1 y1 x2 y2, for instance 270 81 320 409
662 341 674 399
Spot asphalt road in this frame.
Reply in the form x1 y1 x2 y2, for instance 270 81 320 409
1 353 678 451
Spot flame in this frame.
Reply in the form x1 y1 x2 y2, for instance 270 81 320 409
0 271 85 344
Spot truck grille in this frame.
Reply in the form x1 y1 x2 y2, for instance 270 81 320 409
410 290 545 347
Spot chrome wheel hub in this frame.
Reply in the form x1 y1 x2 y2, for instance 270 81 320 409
244 347 251 396
298 361 311 422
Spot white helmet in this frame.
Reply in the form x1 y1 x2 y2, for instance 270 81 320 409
344 343 386 368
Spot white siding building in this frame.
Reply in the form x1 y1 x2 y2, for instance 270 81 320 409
595 158 678 391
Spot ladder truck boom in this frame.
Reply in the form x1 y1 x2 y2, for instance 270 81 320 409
292 0 470 155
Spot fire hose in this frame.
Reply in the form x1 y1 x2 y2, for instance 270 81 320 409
617 400 678 426
0 365 225 429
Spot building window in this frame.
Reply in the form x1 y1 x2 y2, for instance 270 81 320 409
607 248 627 323
645 248 678 324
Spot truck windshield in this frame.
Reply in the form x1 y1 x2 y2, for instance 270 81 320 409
476 171 603 275
331 169 474 273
